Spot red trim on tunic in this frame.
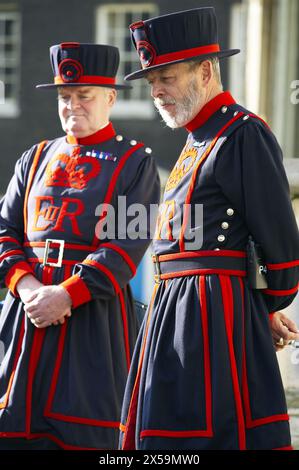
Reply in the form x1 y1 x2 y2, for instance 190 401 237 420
99 242 137 275
83 259 121 294
44 319 120 428
156 250 246 262
159 268 247 280
130 279 215 441
267 260 299 270
25 267 52 434
27 257 78 266
26 328 47 434
0 432 107 450
219 275 246 450
122 278 221 441
239 278 290 431
5 261 35 296
264 285 299 296
82 258 131 370
66 122 116 145
0 236 21 246
179 113 244 251
248 113 271 130
273 446 293 450
24 241 97 252
185 92 236 132
60 274 92 308
63 264 72 281
140 429 212 439
118 290 131 371
199 276 213 436
0 249 24 262
121 283 159 450
23 141 48 238
92 142 144 246
0 317 25 410
42 265 53 286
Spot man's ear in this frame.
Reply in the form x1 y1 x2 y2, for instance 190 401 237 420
200 60 212 86
107 88 117 107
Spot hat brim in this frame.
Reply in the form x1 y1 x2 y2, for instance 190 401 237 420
125 49 240 81
36 82 131 90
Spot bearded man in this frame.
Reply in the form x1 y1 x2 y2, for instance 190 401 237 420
119 7 299 450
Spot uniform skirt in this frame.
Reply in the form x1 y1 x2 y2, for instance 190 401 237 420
119 274 291 450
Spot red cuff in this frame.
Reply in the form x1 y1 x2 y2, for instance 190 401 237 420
60 275 92 309
5 261 35 296
269 312 275 321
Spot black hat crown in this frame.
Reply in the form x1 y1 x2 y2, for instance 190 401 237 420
126 7 240 80
36 42 130 89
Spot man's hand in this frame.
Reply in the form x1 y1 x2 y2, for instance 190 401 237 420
270 311 299 352
24 285 72 329
17 274 44 304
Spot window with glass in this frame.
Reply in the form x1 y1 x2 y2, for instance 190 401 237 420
96 3 158 118
0 11 21 117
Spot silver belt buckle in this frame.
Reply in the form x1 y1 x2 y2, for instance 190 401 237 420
43 239 65 267
152 253 161 283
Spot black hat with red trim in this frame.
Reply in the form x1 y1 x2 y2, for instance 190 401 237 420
36 42 130 89
125 7 240 80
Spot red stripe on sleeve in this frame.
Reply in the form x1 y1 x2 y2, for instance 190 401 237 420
264 284 299 296
83 259 121 294
5 261 35 296
60 274 92 309
99 243 137 275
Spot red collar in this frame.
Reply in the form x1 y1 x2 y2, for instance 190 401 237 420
185 91 236 132
66 122 116 145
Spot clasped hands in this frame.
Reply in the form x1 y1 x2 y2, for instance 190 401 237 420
17 274 72 328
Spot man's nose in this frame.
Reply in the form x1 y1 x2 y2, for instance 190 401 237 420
67 96 81 109
151 83 164 99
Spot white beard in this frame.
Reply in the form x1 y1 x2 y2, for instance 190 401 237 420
154 77 202 129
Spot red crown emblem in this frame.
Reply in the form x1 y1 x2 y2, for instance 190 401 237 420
45 147 101 189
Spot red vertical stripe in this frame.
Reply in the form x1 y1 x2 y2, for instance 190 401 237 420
219 275 246 450
118 290 131 371
122 283 159 450
23 141 48 239
199 276 213 435
44 321 68 417
179 114 244 252
239 278 290 429
25 327 47 434
92 143 144 246
0 317 25 409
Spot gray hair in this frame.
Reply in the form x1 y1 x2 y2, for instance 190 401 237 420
187 57 223 89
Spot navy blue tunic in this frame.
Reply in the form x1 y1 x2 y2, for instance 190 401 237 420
119 92 299 450
0 122 161 449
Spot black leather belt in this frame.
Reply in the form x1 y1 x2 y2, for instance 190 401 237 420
152 250 247 282
23 239 97 266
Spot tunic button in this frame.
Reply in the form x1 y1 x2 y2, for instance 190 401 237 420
217 235 226 242
227 208 234 216
214 248 220 251
130 139 137 146
243 115 250 120
145 147 152 154
221 106 228 113
221 222 229 229
116 135 123 142
233 111 238 117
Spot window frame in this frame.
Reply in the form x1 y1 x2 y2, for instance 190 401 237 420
95 3 158 119
0 10 21 118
